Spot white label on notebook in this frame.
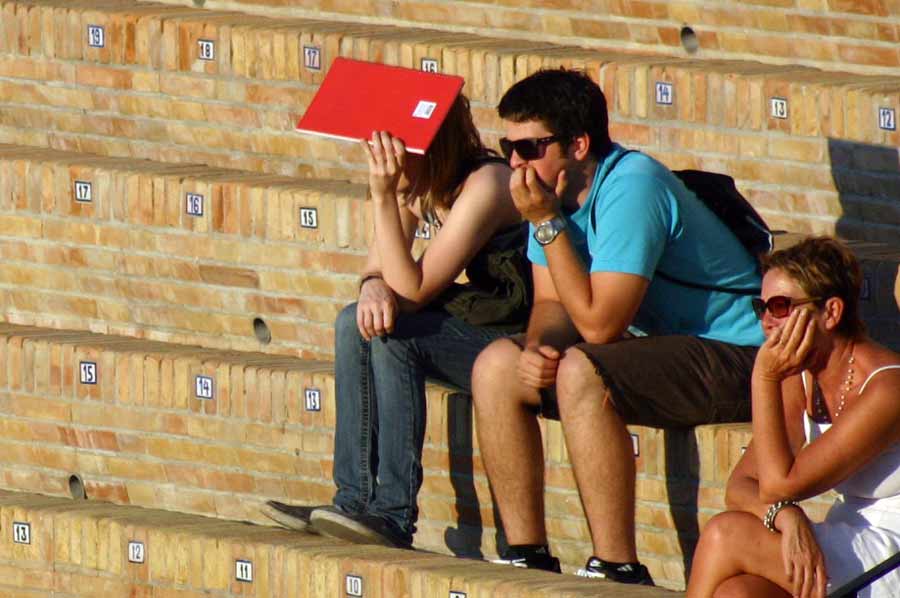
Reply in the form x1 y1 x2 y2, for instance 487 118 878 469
412 101 437 119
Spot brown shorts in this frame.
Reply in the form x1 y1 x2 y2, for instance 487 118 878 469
539 335 757 428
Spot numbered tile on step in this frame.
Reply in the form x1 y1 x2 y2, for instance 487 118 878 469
449 592 467 598
300 207 318 229
235 559 253 582
421 58 438 72
305 388 321 412
198 39 215 61
195 375 214 400
346 574 363 597
74 180 92 203
80 361 98 385
655 81 673 105
878 107 896 131
630 433 640 457
303 46 321 70
87 25 105 48
770 97 788 119
13 522 31 545
185 192 204 217
127 540 145 564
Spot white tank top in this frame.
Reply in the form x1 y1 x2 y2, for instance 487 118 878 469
803 365 900 501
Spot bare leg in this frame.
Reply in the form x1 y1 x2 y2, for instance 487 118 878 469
555 348 637 562
472 338 545 544
687 511 793 598
713 575 789 598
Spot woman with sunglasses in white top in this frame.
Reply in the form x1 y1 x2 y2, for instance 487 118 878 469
687 236 900 598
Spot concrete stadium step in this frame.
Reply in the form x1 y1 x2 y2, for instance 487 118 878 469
148 0 900 77
0 155 896 357
0 143 375 359
0 320 811 590
2 143 898 357
0 1 899 242
0 489 677 597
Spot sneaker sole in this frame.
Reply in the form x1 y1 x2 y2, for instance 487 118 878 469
309 509 398 547
260 504 316 533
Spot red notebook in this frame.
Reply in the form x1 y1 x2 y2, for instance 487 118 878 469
296 57 465 155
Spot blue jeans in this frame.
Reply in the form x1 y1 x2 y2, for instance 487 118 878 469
332 303 508 539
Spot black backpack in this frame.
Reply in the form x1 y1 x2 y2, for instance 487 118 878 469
598 150 772 296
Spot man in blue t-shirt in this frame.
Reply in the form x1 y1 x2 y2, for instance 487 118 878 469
472 69 765 584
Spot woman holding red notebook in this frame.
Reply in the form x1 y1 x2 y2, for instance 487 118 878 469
265 94 530 549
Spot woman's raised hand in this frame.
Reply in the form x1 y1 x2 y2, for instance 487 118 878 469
360 131 407 200
755 307 817 382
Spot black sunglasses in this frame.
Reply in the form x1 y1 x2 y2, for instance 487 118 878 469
498 135 568 161
751 295 821 319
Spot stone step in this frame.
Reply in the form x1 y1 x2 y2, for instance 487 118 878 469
0 1 899 241
0 143 373 359
147 0 900 77
2 144 898 359
0 321 839 590
0 489 677 597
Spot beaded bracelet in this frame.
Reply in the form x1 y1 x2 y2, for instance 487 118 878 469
763 499 798 532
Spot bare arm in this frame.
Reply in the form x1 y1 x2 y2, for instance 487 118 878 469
509 166 650 344
362 132 517 309
542 237 648 343
752 309 900 502
725 374 807 516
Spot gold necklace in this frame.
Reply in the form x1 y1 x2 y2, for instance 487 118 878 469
833 343 856 419
812 342 855 422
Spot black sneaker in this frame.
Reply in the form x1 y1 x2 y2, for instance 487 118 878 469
310 509 413 549
491 545 561 573
261 501 338 532
575 556 654 585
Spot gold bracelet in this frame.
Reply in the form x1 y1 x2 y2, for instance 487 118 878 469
763 499 798 532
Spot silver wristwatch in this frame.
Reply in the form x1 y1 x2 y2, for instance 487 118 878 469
533 215 567 246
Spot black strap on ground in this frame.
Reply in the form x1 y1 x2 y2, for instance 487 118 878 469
827 551 900 597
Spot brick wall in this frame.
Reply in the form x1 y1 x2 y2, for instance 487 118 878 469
0 322 839 590
0 489 679 597
150 0 900 76
1 1 899 243
3 145 898 358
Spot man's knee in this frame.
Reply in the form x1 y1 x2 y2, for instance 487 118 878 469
555 349 608 412
473 337 537 417
472 338 522 394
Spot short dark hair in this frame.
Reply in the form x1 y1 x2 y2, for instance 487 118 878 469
761 236 865 338
497 69 612 160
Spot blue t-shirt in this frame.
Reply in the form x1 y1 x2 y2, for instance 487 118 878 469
528 144 764 346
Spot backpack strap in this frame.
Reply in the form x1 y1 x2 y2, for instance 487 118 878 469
588 149 761 296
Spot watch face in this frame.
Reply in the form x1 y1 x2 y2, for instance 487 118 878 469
534 218 563 245
535 224 553 244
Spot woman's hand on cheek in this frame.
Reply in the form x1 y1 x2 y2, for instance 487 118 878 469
754 308 817 382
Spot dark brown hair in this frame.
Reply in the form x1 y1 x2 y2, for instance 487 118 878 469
497 68 612 160
761 236 865 337
417 94 490 223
